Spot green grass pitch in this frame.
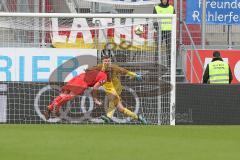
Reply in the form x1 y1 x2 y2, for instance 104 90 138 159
0 125 240 160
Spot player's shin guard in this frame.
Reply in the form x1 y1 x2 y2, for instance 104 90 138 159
122 108 138 120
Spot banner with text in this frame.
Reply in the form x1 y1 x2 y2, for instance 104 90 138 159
186 49 240 83
186 0 240 24
0 48 97 82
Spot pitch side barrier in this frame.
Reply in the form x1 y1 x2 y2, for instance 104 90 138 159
176 84 240 125
0 81 170 124
2 83 239 125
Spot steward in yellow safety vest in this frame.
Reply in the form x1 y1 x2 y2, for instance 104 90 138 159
153 0 175 31
153 0 175 59
202 51 232 84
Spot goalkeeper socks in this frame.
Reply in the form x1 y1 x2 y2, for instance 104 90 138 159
106 101 116 118
122 108 138 120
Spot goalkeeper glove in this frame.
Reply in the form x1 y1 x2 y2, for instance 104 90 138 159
135 73 142 81
127 71 142 81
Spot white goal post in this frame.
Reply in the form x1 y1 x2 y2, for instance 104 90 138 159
0 13 176 125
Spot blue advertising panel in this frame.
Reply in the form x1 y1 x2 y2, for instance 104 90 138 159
0 48 97 82
186 0 240 24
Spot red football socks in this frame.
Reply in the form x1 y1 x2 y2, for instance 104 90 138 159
54 95 74 112
47 96 62 111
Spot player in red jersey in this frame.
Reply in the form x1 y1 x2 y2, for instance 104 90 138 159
44 69 107 120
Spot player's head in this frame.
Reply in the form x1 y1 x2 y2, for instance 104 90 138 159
213 51 221 58
101 49 112 71
101 49 112 65
101 49 111 57
102 55 111 66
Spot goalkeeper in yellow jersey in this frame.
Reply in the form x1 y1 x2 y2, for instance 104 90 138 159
89 50 147 124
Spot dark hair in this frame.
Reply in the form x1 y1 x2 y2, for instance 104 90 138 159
213 51 221 58
102 55 110 59
161 0 169 2
101 49 111 59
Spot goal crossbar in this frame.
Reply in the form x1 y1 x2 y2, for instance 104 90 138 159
0 12 176 19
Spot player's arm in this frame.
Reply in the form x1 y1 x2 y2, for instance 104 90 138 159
112 65 142 81
91 74 107 106
91 82 102 106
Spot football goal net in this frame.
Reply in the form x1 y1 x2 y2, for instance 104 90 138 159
0 13 176 125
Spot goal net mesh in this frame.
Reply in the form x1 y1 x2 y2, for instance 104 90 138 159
0 14 176 125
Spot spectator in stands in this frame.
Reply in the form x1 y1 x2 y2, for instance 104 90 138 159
153 0 175 65
203 51 232 84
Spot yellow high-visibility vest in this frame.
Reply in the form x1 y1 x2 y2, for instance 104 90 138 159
154 5 174 31
209 61 229 84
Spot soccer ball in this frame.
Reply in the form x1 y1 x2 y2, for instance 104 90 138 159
134 25 144 35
